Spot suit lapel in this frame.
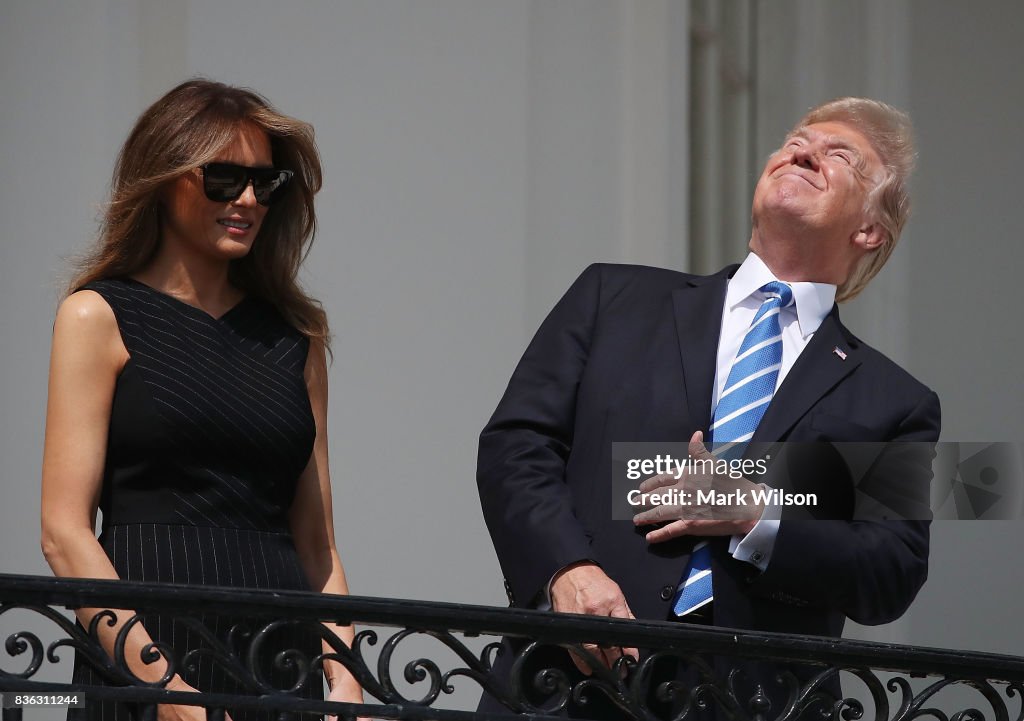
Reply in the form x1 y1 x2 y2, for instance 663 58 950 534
672 268 733 432
752 306 861 443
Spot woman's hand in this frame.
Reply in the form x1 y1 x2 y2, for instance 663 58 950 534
326 678 366 721
157 675 232 721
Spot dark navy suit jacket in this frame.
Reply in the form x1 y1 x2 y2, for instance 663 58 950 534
478 263 940 638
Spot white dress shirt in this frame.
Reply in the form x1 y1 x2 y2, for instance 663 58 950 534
723 252 836 570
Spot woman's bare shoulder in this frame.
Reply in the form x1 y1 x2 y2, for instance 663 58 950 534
52 290 127 365
55 290 117 331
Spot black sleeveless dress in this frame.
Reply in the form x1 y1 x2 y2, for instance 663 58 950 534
71 278 324 720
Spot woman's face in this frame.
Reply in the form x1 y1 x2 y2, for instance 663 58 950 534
161 124 273 262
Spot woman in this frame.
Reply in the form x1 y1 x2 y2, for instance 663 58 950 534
40 79 363 721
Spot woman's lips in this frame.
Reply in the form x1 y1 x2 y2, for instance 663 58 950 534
217 218 254 235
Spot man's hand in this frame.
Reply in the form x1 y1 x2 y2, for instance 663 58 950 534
549 562 639 675
632 432 766 543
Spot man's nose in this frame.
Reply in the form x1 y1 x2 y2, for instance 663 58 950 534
791 143 821 170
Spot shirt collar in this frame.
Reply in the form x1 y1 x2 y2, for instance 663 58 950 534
726 252 836 338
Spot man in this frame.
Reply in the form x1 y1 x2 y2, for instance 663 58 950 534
476 98 939 718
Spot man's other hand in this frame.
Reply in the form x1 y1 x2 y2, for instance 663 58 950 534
633 431 765 543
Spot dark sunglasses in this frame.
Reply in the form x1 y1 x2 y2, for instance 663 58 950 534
199 162 294 206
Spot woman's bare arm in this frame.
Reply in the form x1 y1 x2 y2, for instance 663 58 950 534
41 291 206 719
289 337 363 707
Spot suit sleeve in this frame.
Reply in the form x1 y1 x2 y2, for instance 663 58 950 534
477 264 604 607
750 389 941 625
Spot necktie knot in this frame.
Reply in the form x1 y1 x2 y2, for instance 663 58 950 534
758 281 794 310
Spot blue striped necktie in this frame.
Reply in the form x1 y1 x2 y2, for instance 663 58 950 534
710 280 794 446
673 281 794 617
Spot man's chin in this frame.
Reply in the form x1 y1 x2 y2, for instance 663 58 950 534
754 197 822 230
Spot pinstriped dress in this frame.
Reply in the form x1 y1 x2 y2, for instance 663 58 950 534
71 278 324 720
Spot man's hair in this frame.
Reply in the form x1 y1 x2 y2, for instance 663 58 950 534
795 97 915 302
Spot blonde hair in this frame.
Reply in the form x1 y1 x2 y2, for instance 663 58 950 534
796 97 916 302
68 78 329 347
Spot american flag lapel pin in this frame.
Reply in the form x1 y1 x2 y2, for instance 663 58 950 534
832 346 848 361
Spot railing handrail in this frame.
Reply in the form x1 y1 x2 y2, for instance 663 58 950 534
2 572 1021 682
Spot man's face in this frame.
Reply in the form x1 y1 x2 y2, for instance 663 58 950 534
750 120 884 274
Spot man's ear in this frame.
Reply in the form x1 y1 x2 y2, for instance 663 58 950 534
852 223 886 252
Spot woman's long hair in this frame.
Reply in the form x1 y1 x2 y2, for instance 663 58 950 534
68 78 329 347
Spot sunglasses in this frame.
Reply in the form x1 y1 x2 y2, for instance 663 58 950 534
199 162 294 206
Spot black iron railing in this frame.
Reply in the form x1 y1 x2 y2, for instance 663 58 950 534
1 573 1022 721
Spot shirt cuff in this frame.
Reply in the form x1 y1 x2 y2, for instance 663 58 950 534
539 559 600 611
729 486 782 571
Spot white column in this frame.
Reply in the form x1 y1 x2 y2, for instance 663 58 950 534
688 0 755 274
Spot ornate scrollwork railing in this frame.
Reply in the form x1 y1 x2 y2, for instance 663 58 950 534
1 573 1022 721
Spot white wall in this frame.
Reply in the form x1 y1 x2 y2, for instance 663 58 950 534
0 0 689 711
